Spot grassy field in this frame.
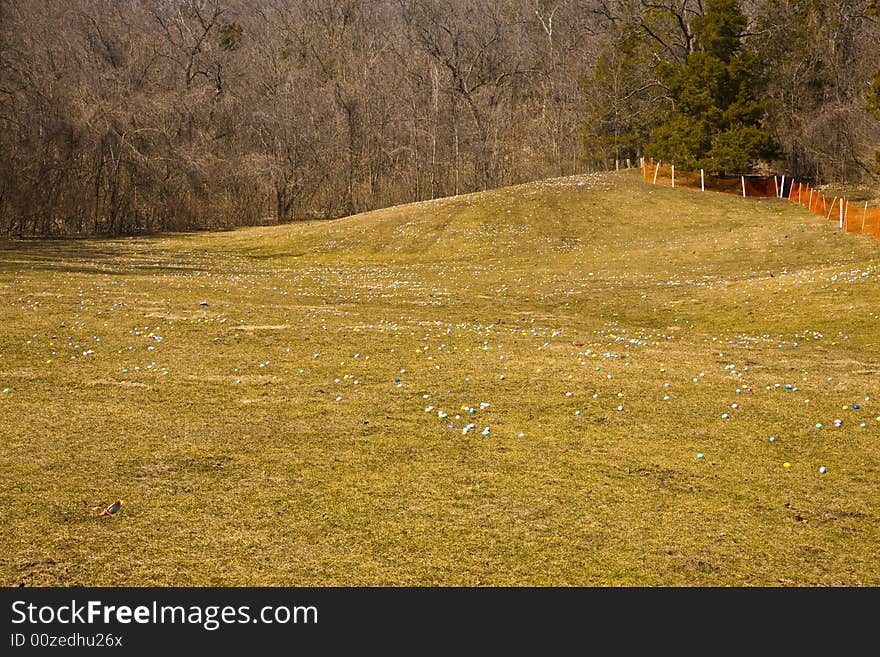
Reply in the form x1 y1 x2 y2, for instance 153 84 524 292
1 170 878 586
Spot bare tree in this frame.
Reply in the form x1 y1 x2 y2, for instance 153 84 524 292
1 0 876 237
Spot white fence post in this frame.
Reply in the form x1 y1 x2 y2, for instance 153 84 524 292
780 175 785 198
840 198 844 229
741 176 746 198
653 162 660 185
671 164 675 189
701 169 705 192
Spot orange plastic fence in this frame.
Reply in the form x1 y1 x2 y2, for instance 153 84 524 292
641 160 880 242
786 181 880 240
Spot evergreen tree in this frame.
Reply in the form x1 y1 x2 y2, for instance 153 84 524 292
581 26 658 167
646 0 779 174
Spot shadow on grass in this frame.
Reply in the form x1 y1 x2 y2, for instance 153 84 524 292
0 235 207 276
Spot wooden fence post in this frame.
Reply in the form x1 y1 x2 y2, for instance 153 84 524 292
827 197 837 220
653 162 660 185
863 201 869 233
773 176 778 197
671 164 675 189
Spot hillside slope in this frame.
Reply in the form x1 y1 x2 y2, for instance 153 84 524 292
1 170 878 585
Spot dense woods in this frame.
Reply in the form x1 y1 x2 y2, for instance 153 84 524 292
1 0 878 236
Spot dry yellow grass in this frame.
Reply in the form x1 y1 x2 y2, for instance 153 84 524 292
1 170 878 585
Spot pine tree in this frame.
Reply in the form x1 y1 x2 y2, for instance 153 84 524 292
581 26 658 167
646 0 779 174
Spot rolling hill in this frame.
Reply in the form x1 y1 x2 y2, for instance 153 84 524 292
1 170 878 586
